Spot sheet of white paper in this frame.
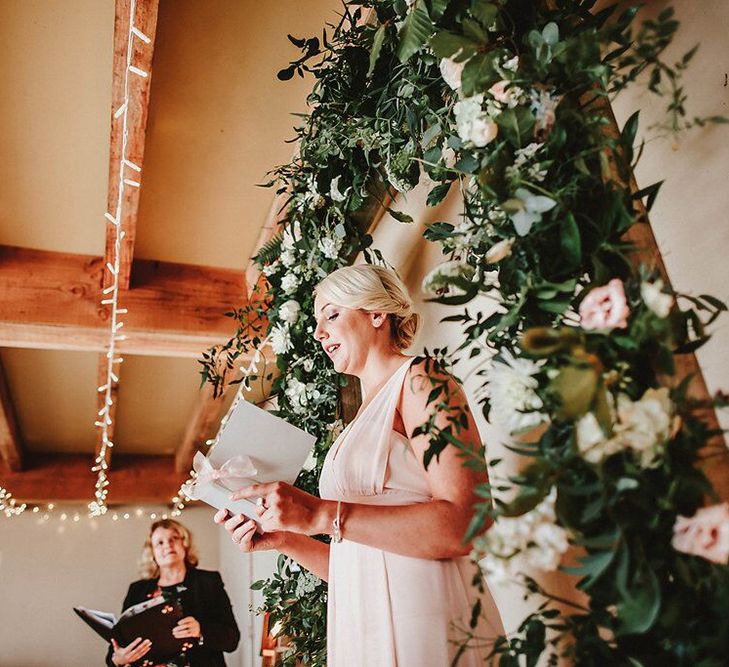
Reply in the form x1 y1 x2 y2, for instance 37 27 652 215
208 399 316 483
183 399 316 526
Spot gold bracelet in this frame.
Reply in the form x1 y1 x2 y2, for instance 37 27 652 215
332 500 343 543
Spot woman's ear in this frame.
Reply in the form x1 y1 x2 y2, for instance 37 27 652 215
369 311 387 329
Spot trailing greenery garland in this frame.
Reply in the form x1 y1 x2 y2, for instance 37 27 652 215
200 1 729 664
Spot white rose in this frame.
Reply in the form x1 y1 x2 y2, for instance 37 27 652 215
279 299 301 325
469 117 499 147
280 273 300 294
439 55 466 90
485 238 515 263
641 279 674 318
575 412 612 464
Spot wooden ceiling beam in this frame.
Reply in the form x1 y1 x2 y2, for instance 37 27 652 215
104 0 160 292
175 383 228 473
0 453 187 504
0 359 24 472
0 245 251 358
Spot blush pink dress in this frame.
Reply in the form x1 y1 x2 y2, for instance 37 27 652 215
319 356 503 666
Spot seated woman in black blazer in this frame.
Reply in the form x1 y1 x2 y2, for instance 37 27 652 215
106 518 240 667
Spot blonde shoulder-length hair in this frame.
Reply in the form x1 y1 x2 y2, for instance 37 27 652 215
138 518 199 580
314 264 421 350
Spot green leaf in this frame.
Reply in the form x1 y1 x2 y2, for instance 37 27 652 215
387 207 414 223
426 182 452 206
461 52 499 97
621 110 640 162
560 213 582 267
470 0 498 28
496 107 535 147
616 564 661 635
429 31 479 59
367 24 387 77
632 180 663 211
542 22 559 46
429 0 452 21
397 1 433 63
562 549 615 589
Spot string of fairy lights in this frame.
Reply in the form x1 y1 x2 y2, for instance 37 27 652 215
90 0 152 517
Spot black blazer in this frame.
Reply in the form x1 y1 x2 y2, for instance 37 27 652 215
105 567 241 667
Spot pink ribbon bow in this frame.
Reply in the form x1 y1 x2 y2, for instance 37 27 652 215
189 451 258 495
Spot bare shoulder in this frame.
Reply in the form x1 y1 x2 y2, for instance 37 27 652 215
401 356 469 415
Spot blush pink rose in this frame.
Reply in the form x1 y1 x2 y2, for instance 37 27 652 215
579 279 630 330
672 503 729 564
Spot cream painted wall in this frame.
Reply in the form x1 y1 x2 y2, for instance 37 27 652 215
0 506 223 666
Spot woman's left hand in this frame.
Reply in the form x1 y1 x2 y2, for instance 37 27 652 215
172 616 201 639
231 482 328 535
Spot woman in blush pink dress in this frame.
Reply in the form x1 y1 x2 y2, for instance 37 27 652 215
215 264 503 666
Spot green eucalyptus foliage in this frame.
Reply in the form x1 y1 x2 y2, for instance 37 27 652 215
200 1 728 664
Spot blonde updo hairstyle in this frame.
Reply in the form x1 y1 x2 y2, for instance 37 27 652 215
139 518 199 580
315 264 421 350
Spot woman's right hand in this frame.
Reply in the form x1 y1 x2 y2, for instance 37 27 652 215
214 509 285 552
111 637 151 666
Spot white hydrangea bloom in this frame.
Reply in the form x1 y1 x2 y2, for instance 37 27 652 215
318 236 342 260
280 273 300 295
278 299 301 325
284 377 309 414
641 279 674 318
284 377 321 415
479 490 569 585
269 323 292 355
454 95 498 147
487 350 546 434
294 570 320 596
280 247 296 268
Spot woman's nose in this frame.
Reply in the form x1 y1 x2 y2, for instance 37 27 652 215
314 320 327 341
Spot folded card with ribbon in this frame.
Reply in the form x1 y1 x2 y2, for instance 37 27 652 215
182 398 316 524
